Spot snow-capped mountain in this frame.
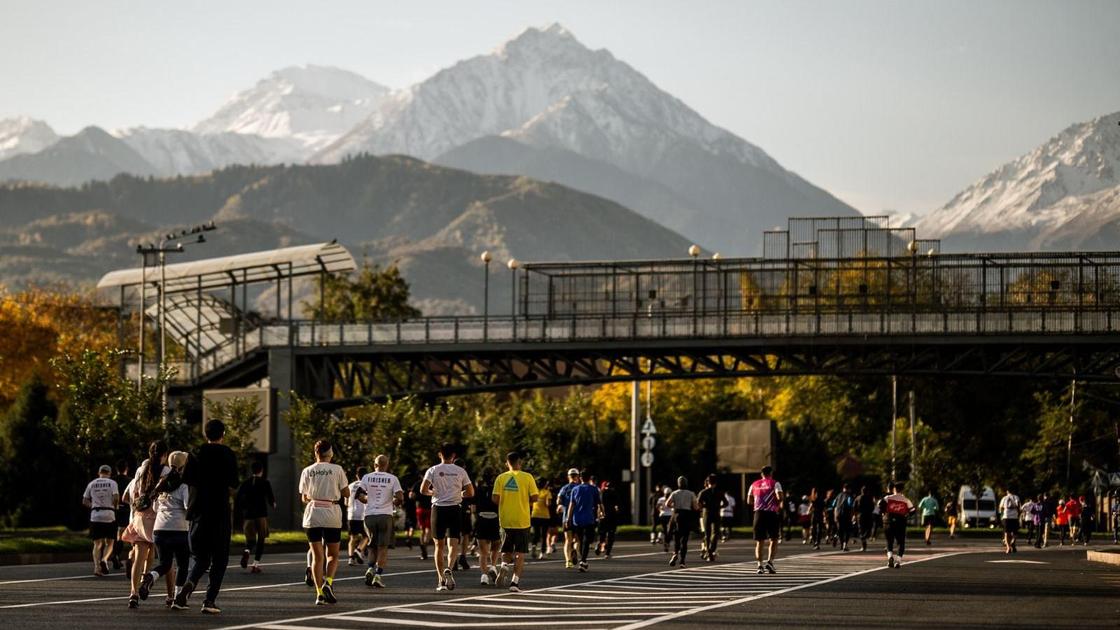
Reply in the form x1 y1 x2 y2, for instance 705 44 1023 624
0 117 59 160
194 65 390 151
114 127 305 175
317 24 857 254
916 111 1120 251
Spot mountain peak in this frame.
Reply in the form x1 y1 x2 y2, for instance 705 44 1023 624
496 22 590 59
0 116 59 160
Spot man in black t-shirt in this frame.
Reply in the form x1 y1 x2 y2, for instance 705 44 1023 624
174 420 238 614
410 478 432 560
697 475 728 562
236 461 276 573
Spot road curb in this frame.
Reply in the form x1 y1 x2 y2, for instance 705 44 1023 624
1086 550 1120 566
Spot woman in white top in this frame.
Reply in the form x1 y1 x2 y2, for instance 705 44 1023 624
299 440 349 606
124 441 168 609
139 451 190 607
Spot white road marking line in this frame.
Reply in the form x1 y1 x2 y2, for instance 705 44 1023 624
612 551 972 630
0 574 101 586
335 618 641 628
360 610 665 618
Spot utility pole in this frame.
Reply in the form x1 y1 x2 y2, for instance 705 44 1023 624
909 389 917 484
630 379 640 525
891 375 898 482
1067 379 1077 486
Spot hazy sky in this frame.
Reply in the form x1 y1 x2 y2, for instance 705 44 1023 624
2 0 1119 215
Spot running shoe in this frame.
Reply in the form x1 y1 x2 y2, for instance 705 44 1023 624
99 560 110 575
322 583 337 604
894 557 903 568
481 572 491 586
578 561 588 572
138 571 153 600
565 561 575 569
680 562 687 569
700 549 709 561
240 549 250 568
304 567 314 587
201 601 222 614
861 541 867 552
347 557 358 567
765 561 776 574
458 555 471 571
364 568 375 587
436 581 447 592
250 564 262 574
128 595 139 609
164 597 173 608
509 582 522 593
172 582 194 609
756 564 765 575
496 563 510 587
373 574 385 588
316 594 328 605
605 553 612 559
488 565 499 583
887 554 895 568
669 553 679 566
443 568 456 591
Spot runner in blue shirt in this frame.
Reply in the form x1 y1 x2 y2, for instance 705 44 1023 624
564 471 602 572
556 469 581 569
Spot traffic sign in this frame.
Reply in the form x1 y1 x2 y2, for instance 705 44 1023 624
641 435 656 450
640 451 654 467
641 418 657 435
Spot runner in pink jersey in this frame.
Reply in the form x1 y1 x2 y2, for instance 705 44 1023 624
747 465 784 574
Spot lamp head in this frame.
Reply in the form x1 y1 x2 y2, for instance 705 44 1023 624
481 251 492 263
688 245 700 258
712 252 722 261
507 258 519 270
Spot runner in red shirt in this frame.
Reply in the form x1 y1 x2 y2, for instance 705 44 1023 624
747 466 784 575
1065 495 1083 543
878 481 914 568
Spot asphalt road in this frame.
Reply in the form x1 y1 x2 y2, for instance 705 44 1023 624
0 536 1117 629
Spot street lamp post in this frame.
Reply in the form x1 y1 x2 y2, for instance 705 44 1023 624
688 245 700 335
481 251 492 341
135 221 216 424
508 258 519 340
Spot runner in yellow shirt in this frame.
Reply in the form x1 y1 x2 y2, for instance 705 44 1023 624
530 480 552 560
492 452 538 592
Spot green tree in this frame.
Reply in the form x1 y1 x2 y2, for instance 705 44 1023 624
303 262 422 322
0 376 77 527
204 396 265 476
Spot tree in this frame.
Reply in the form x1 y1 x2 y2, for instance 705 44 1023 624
0 376 76 527
204 396 265 476
302 262 422 321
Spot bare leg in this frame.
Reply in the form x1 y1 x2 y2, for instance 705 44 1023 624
434 538 448 579
310 542 326 591
512 551 525 580
325 542 340 581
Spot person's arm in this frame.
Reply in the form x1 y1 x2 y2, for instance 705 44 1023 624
266 480 276 509
462 482 475 499
420 478 434 496
393 489 404 507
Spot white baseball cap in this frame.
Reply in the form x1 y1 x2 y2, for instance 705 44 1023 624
567 468 580 476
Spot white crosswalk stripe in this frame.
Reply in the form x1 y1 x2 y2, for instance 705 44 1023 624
241 551 962 629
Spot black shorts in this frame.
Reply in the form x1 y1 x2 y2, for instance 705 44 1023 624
753 510 780 541
348 520 366 536
921 514 936 527
89 521 117 540
460 508 473 536
1003 519 1020 534
306 527 342 544
475 516 500 542
432 505 463 540
115 507 130 528
501 527 530 553
531 517 551 532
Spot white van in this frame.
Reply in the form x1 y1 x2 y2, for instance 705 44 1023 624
958 485 998 528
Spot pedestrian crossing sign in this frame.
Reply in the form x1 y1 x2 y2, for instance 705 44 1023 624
641 418 657 435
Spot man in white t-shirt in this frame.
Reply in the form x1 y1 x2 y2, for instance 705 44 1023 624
346 467 368 566
420 443 474 592
360 455 404 588
83 464 120 576
299 440 349 607
721 492 736 542
999 488 1021 554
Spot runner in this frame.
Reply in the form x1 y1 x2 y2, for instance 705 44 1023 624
139 451 190 608
1029 494 1045 548
656 486 674 553
808 487 824 550
346 467 368 566
1020 495 1036 546
721 490 736 543
360 455 403 589
401 471 418 551
944 495 959 539
175 420 238 614
917 490 939 546
493 451 538 592
123 441 167 609
299 440 349 606
1055 495 1070 545
237 461 276 574
648 484 664 544
597 480 621 559
834 483 854 552
697 474 727 562
1079 495 1095 545
455 458 474 572
530 477 552 560
565 469 601 572
1066 495 1083 543
557 468 581 568
410 476 432 561
82 464 119 577
999 487 1020 553
880 481 914 568
111 460 131 572
472 473 502 585
420 443 474 592
823 489 837 547
667 476 699 568
747 466 784 574
856 485 876 552
798 495 811 544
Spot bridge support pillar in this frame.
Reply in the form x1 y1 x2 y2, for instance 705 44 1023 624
268 348 299 530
